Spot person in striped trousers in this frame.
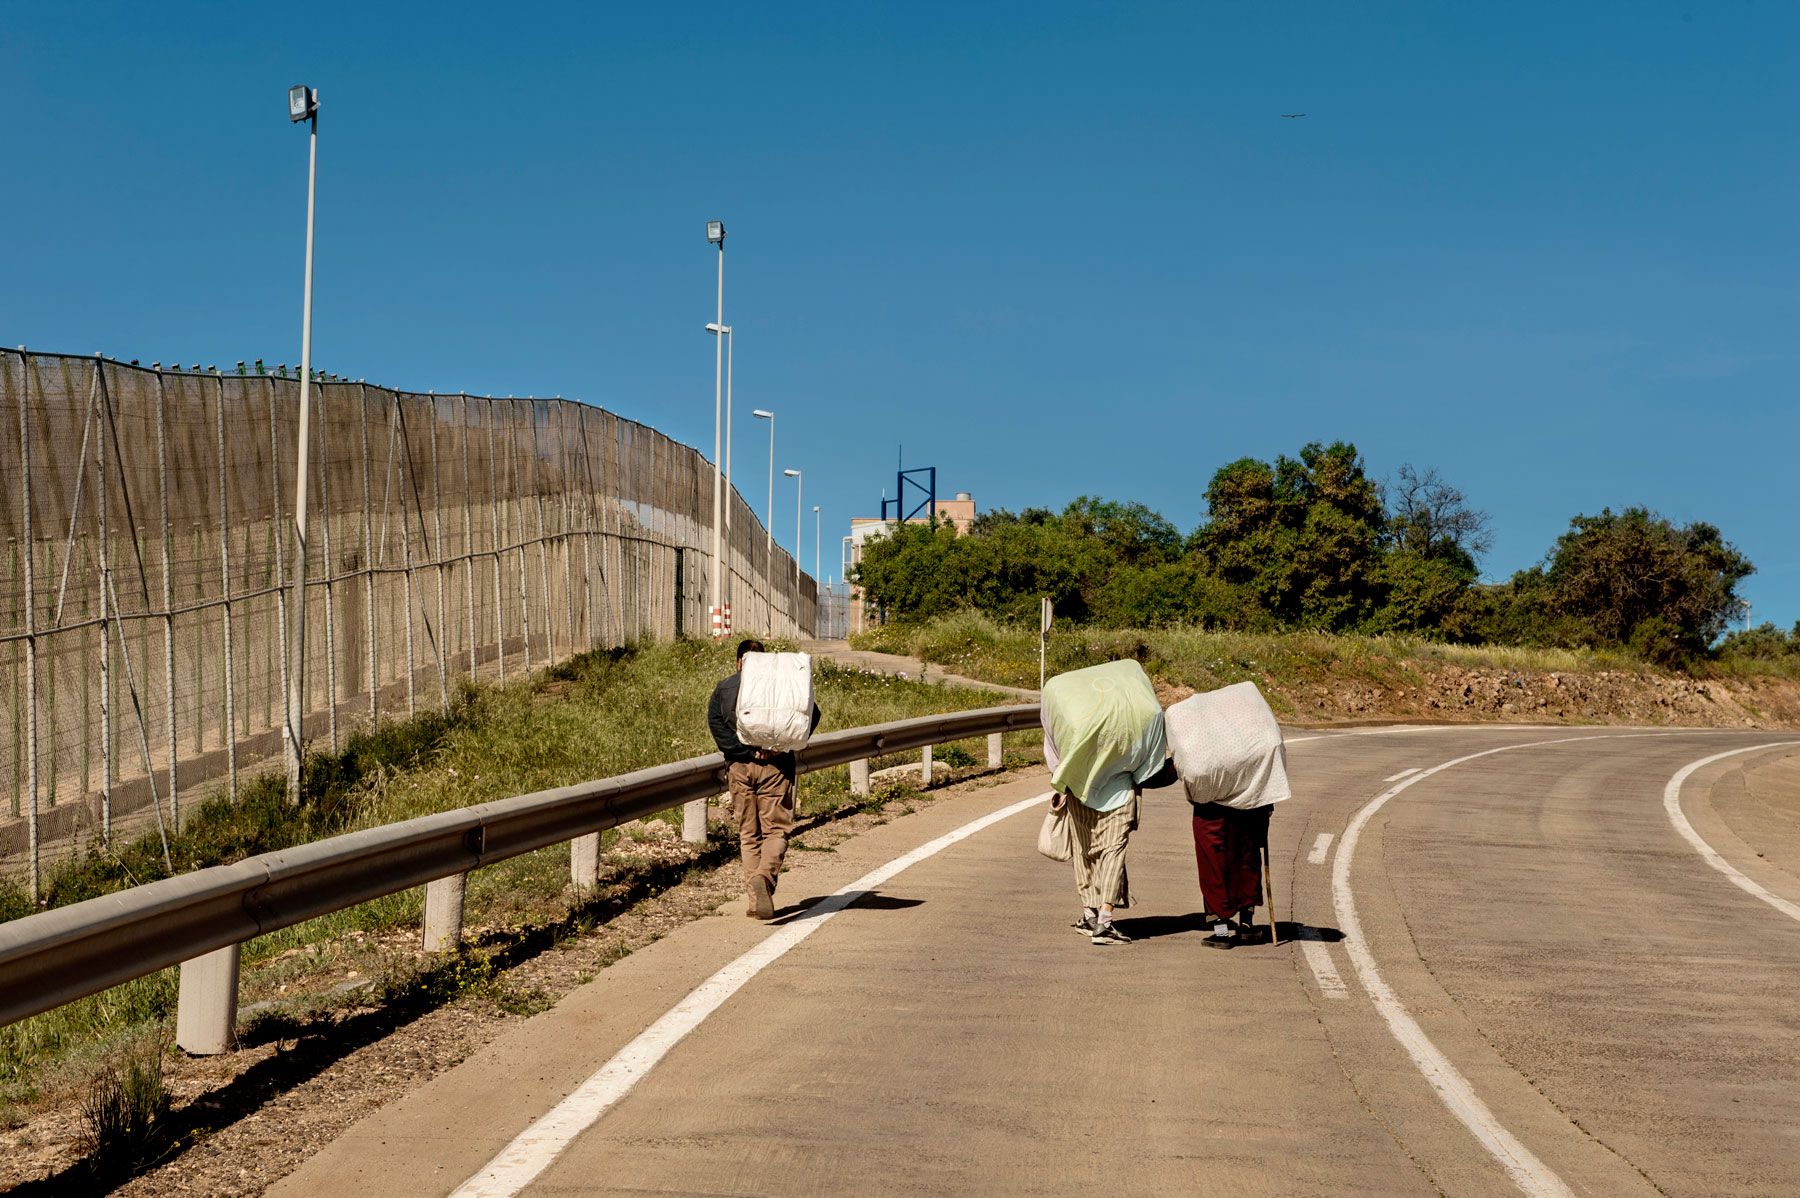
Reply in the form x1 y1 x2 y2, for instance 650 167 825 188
1041 661 1176 945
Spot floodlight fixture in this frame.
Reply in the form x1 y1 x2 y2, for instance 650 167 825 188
705 323 732 335
288 84 317 123
752 409 772 419
707 220 725 244
784 468 800 477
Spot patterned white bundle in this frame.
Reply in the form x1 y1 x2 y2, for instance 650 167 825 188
734 652 815 751
1164 681 1291 810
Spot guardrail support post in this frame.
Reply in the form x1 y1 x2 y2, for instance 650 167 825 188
682 796 707 843
850 758 870 796
571 832 600 890
987 733 1003 769
423 873 466 952
175 943 241 1056
921 745 933 787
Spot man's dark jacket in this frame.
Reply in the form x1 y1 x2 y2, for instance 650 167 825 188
707 672 823 774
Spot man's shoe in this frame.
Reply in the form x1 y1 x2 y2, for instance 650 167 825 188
1090 920 1132 945
1202 921 1235 950
1071 912 1099 935
749 875 775 920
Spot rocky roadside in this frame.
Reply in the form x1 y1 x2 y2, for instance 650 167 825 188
1153 659 1800 730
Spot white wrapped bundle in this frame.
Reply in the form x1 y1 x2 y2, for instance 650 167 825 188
734 652 815 752
1165 681 1290 810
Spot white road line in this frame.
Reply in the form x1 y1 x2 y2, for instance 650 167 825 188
1298 928 1348 998
1306 832 1334 864
1284 724 1544 745
1383 767 1420 782
1663 743 1800 923
1333 735 1623 1198
449 791 1053 1198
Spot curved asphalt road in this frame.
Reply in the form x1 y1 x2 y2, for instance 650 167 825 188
275 726 1800 1197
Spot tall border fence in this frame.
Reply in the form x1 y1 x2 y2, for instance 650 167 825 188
0 350 815 892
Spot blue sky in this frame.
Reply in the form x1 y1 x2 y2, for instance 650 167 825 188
4 2 1795 625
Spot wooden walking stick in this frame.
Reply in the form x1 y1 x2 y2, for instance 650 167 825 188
1261 843 1280 945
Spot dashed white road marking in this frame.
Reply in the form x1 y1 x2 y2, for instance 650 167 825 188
1663 743 1800 923
1383 767 1420 782
1306 832 1334 864
1333 735 1622 1198
1298 927 1347 998
449 790 1052 1198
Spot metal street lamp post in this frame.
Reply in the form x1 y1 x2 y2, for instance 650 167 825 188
706 321 733 630
284 83 319 801
706 220 725 638
752 409 773 631
813 505 821 637
783 469 801 630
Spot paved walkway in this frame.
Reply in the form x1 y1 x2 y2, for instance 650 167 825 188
275 727 1800 1196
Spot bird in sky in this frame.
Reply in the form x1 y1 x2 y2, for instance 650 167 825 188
1281 113 1306 118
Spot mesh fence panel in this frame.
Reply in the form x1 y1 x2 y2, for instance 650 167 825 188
0 351 817 891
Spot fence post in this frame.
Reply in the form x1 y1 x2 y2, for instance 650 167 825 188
175 943 241 1055
265 379 295 793
214 377 239 801
571 831 600 889
423 873 466 952
17 350 39 899
921 744 933 787
154 366 179 829
315 384 339 752
461 396 477 679
988 732 1004 769
850 757 870 797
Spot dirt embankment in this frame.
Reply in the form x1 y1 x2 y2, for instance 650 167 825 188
1157 662 1800 729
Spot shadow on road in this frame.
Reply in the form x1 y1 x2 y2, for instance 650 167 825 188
769 892 924 925
1115 914 1345 943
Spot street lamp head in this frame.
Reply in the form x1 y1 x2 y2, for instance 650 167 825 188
752 409 773 419
783 469 800 478
287 85 317 123
706 220 726 245
705 323 732 335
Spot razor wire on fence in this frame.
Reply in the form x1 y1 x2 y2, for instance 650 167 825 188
0 349 816 896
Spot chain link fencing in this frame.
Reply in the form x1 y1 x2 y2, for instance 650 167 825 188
0 350 815 895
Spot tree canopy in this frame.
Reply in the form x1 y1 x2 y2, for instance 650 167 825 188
848 443 1753 663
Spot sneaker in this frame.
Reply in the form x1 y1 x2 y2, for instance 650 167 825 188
749 875 775 920
1202 921 1235 950
1091 920 1132 946
1071 912 1099 935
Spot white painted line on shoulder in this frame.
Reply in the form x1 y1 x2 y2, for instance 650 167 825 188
1664 743 1800 923
449 791 1053 1198
1383 767 1420 782
1298 927 1347 998
1306 832 1334 864
1334 734 1624 1198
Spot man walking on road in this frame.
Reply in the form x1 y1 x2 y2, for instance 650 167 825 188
708 639 822 919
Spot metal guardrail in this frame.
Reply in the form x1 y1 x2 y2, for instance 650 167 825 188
0 703 1041 1031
